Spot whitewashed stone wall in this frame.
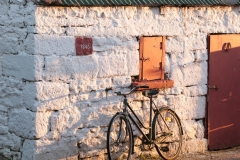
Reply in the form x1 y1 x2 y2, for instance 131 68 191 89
1 0 240 159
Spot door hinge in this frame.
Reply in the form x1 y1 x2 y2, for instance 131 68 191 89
160 42 163 50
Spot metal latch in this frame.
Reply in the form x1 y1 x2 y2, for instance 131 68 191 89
208 85 219 91
140 57 150 62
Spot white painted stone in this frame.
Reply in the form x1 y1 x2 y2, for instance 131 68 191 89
44 54 98 81
8 108 51 139
93 37 122 52
126 50 139 76
24 33 35 54
34 137 79 160
0 148 21 160
50 105 81 137
8 6 25 27
154 95 168 107
123 40 139 51
86 100 122 126
166 36 184 53
182 120 198 140
8 133 22 151
22 139 36 160
183 85 207 97
35 82 69 101
0 105 7 112
2 94 22 108
29 136 75 160
96 78 112 90
0 26 27 42
69 79 98 94
76 127 106 152
0 126 8 135
0 0 9 11
93 37 138 52
23 82 69 111
186 35 207 51
112 76 132 88
164 87 184 95
0 112 8 126
170 51 195 67
24 14 36 26
182 139 207 153
35 96 69 112
2 55 43 81
128 91 149 101
196 120 205 139
168 95 206 120
182 61 208 86
170 65 184 87
34 35 75 56
194 49 208 62
0 78 23 108
0 135 9 149
0 35 21 54
89 91 106 102
79 149 105 159
164 53 171 74
97 52 127 78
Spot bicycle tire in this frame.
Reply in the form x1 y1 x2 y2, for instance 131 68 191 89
152 108 183 160
107 113 133 160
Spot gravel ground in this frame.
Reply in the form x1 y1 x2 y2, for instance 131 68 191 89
135 145 240 160
178 146 240 160
1 146 240 159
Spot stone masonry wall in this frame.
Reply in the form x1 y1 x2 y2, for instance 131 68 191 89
0 0 37 159
1 0 240 159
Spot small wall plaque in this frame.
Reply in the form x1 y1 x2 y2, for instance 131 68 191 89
75 37 93 56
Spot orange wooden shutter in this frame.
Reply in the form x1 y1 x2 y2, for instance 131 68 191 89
139 37 165 81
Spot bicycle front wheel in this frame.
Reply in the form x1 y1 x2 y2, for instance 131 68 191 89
107 113 133 160
152 108 183 160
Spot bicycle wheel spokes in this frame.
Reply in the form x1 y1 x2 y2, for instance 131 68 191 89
153 109 182 160
107 114 132 160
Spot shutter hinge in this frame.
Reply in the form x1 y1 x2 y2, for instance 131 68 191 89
160 42 162 50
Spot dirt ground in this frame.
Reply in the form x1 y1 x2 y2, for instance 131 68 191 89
1 146 240 159
178 146 240 160
135 145 240 160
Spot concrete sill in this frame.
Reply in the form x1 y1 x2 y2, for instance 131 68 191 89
131 80 174 90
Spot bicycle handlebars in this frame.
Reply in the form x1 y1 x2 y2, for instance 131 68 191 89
105 85 149 96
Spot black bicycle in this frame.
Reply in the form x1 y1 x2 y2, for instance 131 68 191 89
106 85 183 160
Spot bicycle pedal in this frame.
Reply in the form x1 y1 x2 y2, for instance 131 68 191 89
161 146 169 152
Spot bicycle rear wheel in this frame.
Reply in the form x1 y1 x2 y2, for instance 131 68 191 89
107 113 133 160
152 108 183 160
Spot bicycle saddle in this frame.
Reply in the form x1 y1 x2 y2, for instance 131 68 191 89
142 90 159 98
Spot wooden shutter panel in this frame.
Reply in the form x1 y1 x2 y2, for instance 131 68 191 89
139 37 165 81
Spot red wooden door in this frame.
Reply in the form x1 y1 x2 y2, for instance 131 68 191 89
208 34 240 150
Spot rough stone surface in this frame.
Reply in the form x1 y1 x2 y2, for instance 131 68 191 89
8 108 51 139
44 55 99 81
34 35 75 56
2 55 43 81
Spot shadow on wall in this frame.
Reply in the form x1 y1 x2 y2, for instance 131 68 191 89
24 88 125 160
207 44 240 150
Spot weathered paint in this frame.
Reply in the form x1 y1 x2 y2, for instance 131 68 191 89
208 34 240 150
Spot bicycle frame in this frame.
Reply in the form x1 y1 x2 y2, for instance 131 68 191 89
122 95 157 144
